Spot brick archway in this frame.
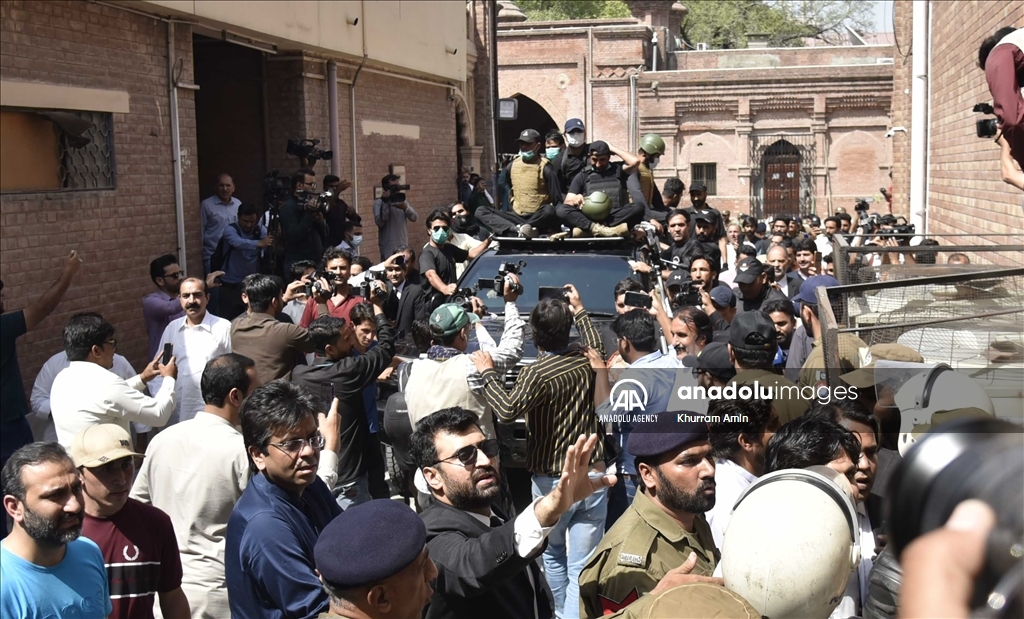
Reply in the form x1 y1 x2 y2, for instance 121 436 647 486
496 93 559 154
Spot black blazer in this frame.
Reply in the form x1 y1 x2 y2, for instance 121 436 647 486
383 281 427 339
786 271 806 300
421 501 553 619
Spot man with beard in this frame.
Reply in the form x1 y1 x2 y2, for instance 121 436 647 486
557 141 645 237
685 184 727 268
152 277 233 425
226 381 342 619
762 298 797 367
689 210 724 270
729 311 809 425
411 407 614 619
74 424 190 618
732 257 788 314
1 442 111 617
704 398 777 549
765 245 799 298
579 420 720 618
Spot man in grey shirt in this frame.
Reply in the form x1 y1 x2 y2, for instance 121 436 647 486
373 174 418 259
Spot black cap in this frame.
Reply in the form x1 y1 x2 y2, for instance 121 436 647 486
626 414 709 458
682 342 736 381
693 209 715 223
589 140 610 156
517 129 541 144
690 182 708 192
732 257 766 285
729 311 778 351
666 269 689 289
314 499 426 589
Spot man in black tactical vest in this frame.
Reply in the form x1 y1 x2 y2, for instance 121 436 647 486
475 129 562 238
555 141 646 237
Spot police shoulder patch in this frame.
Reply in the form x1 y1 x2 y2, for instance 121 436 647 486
618 552 643 566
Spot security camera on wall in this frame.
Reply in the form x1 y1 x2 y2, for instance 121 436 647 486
885 127 907 139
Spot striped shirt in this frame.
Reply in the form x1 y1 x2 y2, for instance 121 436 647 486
481 310 606 475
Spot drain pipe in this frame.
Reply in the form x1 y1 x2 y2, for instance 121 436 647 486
167 20 187 274
651 30 658 72
909 0 929 236
328 60 341 178
350 55 367 215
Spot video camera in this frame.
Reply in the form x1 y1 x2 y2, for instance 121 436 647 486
287 138 333 163
298 188 336 215
450 286 478 310
384 183 412 203
359 270 388 300
973 103 999 138
477 260 526 296
307 270 339 298
855 198 871 212
672 282 703 309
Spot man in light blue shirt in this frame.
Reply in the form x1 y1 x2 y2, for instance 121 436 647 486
591 309 681 529
218 203 273 319
200 173 241 273
1 442 112 619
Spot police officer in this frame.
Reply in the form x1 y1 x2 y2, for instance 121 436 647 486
579 419 719 618
556 141 646 237
475 129 562 238
636 134 670 230
550 118 590 194
313 499 437 619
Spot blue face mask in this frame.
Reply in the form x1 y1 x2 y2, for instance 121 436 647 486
520 149 536 161
431 228 451 245
545 147 560 160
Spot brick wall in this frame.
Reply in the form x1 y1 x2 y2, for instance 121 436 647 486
0 0 201 392
893 0 1023 245
890 0 913 219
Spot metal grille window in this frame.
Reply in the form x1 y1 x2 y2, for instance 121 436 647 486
0 108 116 193
691 163 717 195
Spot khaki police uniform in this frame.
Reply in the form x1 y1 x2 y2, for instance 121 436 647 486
509 156 551 216
798 333 868 389
732 368 810 425
637 163 655 206
578 489 718 619
603 582 760 619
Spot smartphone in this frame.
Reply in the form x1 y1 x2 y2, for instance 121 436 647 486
813 251 822 273
320 384 335 409
538 286 568 302
623 291 653 310
394 254 406 267
161 343 173 365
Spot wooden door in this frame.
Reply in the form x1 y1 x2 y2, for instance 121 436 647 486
763 156 800 217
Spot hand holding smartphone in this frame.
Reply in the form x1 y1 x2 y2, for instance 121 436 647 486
161 343 173 366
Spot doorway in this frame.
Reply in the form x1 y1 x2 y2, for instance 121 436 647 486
497 94 557 156
761 140 801 217
193 35 267 207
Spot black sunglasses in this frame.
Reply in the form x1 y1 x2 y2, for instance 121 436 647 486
432 439 500 467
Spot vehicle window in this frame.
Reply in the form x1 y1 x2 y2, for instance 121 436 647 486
461 253 634 315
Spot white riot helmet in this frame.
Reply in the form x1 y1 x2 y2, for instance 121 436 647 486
892 363 995 455
722 468 861 619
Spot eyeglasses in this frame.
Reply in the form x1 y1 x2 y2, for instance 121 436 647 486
269 433 325 455
431 225 450 232
431 439 500 467
164 271 184 280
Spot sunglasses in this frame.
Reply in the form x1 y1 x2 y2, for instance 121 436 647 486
164 271 184 280
431 225 450 232
432 439 500 467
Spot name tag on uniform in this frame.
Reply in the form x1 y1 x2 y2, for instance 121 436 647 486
618 552 643 566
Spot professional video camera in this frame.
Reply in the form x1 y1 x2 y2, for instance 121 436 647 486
888 417 1023 618
854 198 871 213
973 103 999 138
384 183 412 203
307 270 339 298
892 222 916 236
859 213 884 234
477 260 526 296
297 188 336 215
359 269 388 300
287 138 333 163
449 286 478 311
672 281 703 309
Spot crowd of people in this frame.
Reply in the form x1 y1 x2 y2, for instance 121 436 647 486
0 117 1012 619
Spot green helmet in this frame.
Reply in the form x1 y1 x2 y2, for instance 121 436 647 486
640 133 665 156
582 191 611 222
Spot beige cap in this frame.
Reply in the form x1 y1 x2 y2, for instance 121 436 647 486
840 343 924 388
70 424 144 468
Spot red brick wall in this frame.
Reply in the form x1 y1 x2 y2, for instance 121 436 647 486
0 0 201 390
890 0 913 220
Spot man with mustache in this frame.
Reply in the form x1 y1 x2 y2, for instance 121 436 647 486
152 277 232 425
0 442 111 617
410 407 615 619
74 425 190 618
579 420 720 618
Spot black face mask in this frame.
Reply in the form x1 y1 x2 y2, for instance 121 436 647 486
452 215 478 235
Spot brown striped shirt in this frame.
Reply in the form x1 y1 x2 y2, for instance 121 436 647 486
480 310 606 475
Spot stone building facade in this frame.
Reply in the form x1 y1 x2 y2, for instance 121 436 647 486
0 0 493 396
496 1 894 219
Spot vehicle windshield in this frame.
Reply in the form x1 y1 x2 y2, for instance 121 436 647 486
459 252 634 316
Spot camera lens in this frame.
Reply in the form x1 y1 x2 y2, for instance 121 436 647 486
888 418 1023 616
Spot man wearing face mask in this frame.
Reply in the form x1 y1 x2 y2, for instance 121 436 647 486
475 129 562 238
544 130 565 169
636 134 669 231
557 141 645 237
421 210 492 302
550 118 590 194
337 217 363 256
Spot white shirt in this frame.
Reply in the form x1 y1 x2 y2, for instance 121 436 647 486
815 235 834 257
51 362 176 448
467 498 553 619
705 458 758 550
151 311 232 425
828 503 876 619
30 351 140 443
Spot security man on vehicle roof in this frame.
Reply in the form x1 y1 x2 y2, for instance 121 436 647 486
475 129 562 238
636 134 671 232
556 141 647 238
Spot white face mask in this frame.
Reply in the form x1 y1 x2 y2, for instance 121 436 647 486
351 235 363 246
648 158 659 170
566 131 585 147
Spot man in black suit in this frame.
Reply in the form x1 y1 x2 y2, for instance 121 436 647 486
410 407 615 619
380 250 427 338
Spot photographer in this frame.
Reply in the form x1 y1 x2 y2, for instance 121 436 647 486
322 174 354 248
979 27 1024 180
280 168 328 277
299 248 365 328
373 174 418 260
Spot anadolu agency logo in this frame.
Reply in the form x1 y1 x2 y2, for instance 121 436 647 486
610 378 649 412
